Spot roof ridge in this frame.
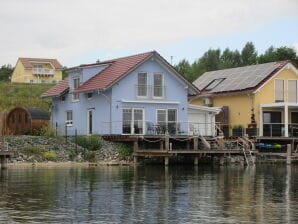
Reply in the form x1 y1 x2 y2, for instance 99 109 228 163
78 51 156 68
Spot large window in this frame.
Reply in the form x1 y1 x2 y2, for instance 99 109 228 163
72 77 80 101
66 110 73 126
288 80 297 103
137 73 147 97
275 79 284 102
122 108 144 134
157 109 177 134
153 73 163 98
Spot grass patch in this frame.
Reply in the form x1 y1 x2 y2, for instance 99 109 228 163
0 81 53 111
22 146 44 155
117 143 133 159
43 151 57 161
73 135 103 151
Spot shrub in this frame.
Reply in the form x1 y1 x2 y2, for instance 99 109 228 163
29 126 56 137
86 151 96 162
22 146 44 155
43 151 57 161
117 143 133 159
74 135 103 151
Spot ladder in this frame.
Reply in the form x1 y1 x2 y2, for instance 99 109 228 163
238 137 255 166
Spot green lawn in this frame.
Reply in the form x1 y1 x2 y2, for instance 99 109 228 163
0 82 53 111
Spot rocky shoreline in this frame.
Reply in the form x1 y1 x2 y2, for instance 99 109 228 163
4 135 132 164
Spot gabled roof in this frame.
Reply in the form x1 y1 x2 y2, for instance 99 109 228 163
75 51 154 92
193 61 292 97
18 57 63 69
41 78 69 98
41 51 199 98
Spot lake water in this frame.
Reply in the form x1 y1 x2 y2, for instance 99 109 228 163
0 164 298 223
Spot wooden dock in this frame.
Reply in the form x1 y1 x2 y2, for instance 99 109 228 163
0 137 12 169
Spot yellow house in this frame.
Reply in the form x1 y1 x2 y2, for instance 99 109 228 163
11 57 63 84
191 61 298 137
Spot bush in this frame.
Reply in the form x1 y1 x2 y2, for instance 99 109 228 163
74 135 103 151
29 126 56 137
117 143 133 159
22 146 44 155
43 151 57 161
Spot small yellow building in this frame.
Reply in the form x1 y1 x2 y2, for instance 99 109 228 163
11 57 63 84
191 61 298 137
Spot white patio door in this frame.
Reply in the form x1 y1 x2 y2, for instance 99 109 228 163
122 108 144 134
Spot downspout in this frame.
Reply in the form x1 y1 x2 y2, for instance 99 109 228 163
97 90 112 134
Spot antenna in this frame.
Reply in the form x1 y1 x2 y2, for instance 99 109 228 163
170 56 173 65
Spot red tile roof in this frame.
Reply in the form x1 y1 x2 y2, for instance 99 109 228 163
75 51 155 92
19 57 63 69
41 51 199 98
41 78 69 98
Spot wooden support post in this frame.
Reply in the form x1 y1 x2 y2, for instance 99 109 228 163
165 135 170 151
187 141 190 150
287 144 291 165
0 156 7 169
160 140 164 150
193 137 198 150
133 140 138 152
164 157 169 166
134 156 138 164
194 157 199 166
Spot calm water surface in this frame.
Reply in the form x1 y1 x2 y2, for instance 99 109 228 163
0 164 298 223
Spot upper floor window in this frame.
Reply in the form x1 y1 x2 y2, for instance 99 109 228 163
153 73 164 98
275 79 284 102
288 80 297 103
137 72 147 97
72 77 80 101
33 64 43 69
66 110 73 126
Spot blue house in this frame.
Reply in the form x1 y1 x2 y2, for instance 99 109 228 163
41 51 200 136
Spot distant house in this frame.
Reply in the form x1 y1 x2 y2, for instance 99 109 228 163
0 107 50 135
40 51 221 136
11 57 63 84
191 61 298 137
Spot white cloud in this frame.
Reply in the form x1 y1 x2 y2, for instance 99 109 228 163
0 0 297 66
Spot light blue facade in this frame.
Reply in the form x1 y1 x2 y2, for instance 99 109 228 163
50 55 194 136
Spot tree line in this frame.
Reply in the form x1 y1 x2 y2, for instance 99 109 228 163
174 42 298 82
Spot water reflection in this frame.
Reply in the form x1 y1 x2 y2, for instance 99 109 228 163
0 165 298 223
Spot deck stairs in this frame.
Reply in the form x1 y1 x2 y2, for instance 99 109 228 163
238 137 255 166
199 135 222 150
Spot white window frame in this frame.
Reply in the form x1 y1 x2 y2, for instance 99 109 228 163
66 110 73 126
72 77 80 102
153 73 164 99
156 108 178 125
288 79 298 103
274 79 285 103
122 107 145 135
137 72 148 98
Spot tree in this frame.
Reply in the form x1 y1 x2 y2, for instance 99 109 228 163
0 64 13 81
220 48 242 69
175 59 192 80
199 48 221 71
241 42 257 65
258 46 298 65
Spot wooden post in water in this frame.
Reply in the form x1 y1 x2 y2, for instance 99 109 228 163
160 140 164 150
287 144 291 165
0 156 7 169
164 157 169 166
165 135 170 151
194 157 199 166
193 137 198 150
133 140 138 165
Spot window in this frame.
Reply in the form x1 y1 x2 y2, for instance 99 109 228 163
33 64 43 69
288 80 297 103
61 95 66 102
122 108 144 134
72 77 80 101
205 78 225 91
157 109 178 134
87 92 93 99
66 110 73 126
153 73 164 98
137 72 147 97
275 79 284 102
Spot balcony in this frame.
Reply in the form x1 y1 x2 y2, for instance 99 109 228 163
32 68 54 76
135 85 166 99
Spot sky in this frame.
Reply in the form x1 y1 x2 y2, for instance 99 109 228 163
0 0 297 67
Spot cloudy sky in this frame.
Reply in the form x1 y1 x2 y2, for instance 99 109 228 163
0 0 297 67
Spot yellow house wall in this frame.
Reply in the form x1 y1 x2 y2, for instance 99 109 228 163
11 60 62 83
191 94 252 128
254 67 298 124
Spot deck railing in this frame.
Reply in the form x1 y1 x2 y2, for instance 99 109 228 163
100 121 220 136
263 123 298 137
32 68 54 75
